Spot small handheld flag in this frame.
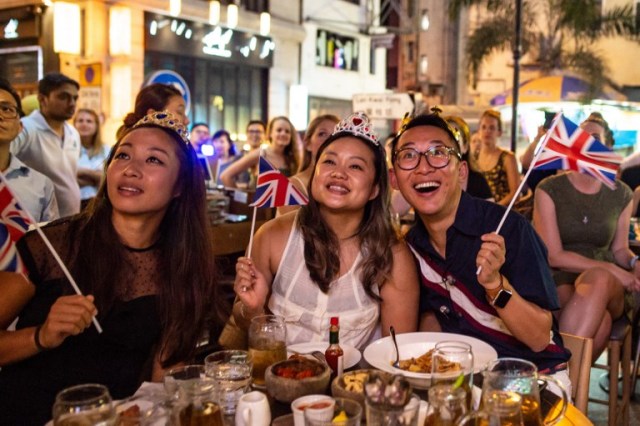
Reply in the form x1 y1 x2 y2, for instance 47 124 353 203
246 155 308 258
0 172 103 333
250 156 309 208
476 113 621 276
533 114 622 189
0 179 31 275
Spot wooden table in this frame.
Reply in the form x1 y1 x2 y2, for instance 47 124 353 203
210 220 267 256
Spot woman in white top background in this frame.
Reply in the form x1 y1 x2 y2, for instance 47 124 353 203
74 108 110 207
220 116 299 188
232 112 419 349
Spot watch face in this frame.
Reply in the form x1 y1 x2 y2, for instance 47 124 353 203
493 289 512 308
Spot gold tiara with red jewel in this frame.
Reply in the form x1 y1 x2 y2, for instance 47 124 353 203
132 111 190 145
331 111 379 146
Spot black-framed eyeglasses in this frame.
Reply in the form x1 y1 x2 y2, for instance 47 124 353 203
0 103 19 119
394 146 462 170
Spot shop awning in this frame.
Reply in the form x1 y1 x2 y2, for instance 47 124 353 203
490 75 626 106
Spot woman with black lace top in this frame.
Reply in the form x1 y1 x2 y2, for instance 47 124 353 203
0 111 220 424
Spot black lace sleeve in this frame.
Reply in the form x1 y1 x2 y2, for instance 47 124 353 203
16 217 79 286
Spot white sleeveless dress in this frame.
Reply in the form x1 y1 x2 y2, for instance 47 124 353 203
268 217 381 351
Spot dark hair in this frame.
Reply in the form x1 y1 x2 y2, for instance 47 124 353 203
584 112 614 147
78 122 220 367
191 122 209 131
298 133 394 300
123 84 183 128
246 120 266 131
300 114 340 172
267 116 299 174
212 129 237 156
390 112 462 162
480 109 503 132
0 77 24 117
38 73 79 96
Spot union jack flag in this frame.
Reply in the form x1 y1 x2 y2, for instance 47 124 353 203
250 156 309 208
533 114 622 189
0 176 32 275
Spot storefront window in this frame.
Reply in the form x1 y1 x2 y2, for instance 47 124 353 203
316 29 359 71
144 52 267 137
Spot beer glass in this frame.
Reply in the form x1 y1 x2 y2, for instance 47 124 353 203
248 314 286 388
482 358 567 426
456 389 524 426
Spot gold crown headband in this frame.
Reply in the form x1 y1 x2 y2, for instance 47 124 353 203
132 111 190 145
395 106 461 143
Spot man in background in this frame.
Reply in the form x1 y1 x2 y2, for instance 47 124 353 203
11 73 80 217
0 78 58 222
190 122 211 154
245 120 265 150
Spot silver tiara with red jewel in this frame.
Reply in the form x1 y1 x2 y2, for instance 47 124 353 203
332 111 379 146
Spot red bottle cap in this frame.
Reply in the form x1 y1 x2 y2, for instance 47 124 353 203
330 317 339 325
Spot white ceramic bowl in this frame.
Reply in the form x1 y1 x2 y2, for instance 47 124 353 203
290 395 335 426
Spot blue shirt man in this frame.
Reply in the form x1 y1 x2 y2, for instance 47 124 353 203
388 111 570 375
406 191 569 372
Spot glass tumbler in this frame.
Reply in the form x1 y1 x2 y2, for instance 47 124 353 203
205 349 253 416
52 383 116 426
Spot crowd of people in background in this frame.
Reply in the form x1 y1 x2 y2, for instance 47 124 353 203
2 72 640 423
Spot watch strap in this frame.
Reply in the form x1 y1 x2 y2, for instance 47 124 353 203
490 288 513 308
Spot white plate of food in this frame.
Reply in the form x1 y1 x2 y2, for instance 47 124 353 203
363 332 497 388
288 342 361 369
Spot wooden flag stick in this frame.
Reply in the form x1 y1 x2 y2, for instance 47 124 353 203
476 114 559 275
246 205 258 258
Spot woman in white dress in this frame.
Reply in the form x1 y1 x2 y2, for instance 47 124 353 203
231 112 419 350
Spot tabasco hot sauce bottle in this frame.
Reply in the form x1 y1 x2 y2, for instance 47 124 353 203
325 316 344 377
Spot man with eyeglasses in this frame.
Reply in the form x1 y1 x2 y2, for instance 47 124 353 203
246 120 266 150
389 110 571 389
10 73 81 217
0 78 58 222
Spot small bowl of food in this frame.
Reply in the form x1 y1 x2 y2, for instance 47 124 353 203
291 395 335 426
265 357 331 403
330 369 393 409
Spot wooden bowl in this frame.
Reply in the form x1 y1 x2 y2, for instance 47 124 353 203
265 358 331 403
331 369 393 409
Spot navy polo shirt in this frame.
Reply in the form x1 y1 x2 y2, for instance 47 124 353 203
406 192 570 372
